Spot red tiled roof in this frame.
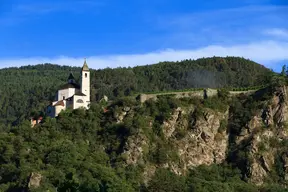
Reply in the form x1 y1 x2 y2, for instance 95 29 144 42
31 116 43 121
53 100 65 106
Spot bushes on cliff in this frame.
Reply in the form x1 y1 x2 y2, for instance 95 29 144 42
186 164 258 192
145 165 261 192
203 96 229 112
147 168 187 192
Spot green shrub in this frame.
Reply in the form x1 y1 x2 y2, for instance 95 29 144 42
175 128 187 140
258 142 267 153
219 119 228 133
148 168 186 192
203 96 228 112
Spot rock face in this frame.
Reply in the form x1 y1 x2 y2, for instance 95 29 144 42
162 107 184 139
123 106 229 176
234 86 288 185
172 108 229 169
123 133 147 165
247 131 276 185
28 172 42 189
121 86 288 186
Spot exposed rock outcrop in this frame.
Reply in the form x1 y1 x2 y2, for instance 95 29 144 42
114 106 132 123
162 107 185 139
237 86 288 185
121 86 288 186
123 133 148 165
174 109 228 169
123 106 229 176
28 172 42 189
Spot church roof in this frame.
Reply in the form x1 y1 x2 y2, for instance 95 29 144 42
82 58 89 71
53 100 65 106
74 91 86 96
59 82 80 90
65 96 73 101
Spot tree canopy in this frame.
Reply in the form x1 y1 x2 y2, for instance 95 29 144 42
0 57 272 125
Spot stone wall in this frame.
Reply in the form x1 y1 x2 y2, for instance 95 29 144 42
138 89 255 103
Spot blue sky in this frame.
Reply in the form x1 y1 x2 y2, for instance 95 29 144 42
0 0 287 72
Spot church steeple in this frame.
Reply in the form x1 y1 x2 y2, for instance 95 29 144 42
68 72 76 84
80 58 90 108
82 58 89 71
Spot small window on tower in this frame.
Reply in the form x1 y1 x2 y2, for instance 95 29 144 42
63 96 65 100
85 73 87 78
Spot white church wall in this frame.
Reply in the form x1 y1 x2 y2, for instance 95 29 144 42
81 71 90 104
55 105 65 117
54 100 66 116
68 88 76 98
73 95 87 110
58 88 76 101
58 89 69 101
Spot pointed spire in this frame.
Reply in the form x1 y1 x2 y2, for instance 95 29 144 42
68 71 76 84
82 58 89 71
68 72 75 80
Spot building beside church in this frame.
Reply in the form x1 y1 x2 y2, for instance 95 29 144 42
46 59 91 117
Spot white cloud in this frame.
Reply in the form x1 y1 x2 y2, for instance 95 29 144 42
264 28 288 38
151 5 288 50
0 40 286 71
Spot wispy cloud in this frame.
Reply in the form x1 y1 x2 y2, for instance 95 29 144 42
150 5 288 48
263 28 288 38
156 5 288 30
0 40 285 71
0 3 286 72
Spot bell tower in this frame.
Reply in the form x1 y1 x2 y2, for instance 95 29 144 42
81 58 90 108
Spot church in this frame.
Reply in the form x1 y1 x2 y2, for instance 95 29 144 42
46 59 91 117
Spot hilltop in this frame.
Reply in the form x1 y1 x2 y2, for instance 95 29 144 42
0 56 273 125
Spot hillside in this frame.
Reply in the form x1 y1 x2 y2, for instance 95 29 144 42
0 57 287 191
1 83 288 191
0 56 273 125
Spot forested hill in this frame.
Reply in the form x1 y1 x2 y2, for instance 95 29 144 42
0 56 273 125
1 77 288 191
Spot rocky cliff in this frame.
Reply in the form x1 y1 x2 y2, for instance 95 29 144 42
117 86 288 186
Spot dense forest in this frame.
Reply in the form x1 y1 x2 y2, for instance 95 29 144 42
0 83 288 191
1 56 287 191
0 56 273 125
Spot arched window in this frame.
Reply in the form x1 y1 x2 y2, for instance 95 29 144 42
76 99 84 103
85 73 87 78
